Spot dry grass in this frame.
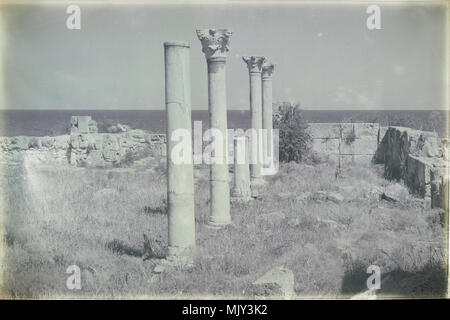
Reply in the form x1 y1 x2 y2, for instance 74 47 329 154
0 157 447 299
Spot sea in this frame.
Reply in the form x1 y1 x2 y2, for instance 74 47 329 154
0 109 448 138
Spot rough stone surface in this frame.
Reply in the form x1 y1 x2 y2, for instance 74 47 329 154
311 138 340 155
249 266 295 299
71 116 98 134
375 126 448 209
327 192 344 203
381 183 410 202
308 123 380 166
69 130 165 167
0 121 166 168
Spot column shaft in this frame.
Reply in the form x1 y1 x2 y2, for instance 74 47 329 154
164 41 195 255
196 28 233 227
262 63 275 168
207 58 231 225
243 56 266 186
231 136 251 201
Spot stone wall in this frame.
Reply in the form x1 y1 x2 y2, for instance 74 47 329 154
0 126 166 168
68 130 166 167
375 126 448 209
307 123 380 165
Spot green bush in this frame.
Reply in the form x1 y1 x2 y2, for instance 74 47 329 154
273 102 312 163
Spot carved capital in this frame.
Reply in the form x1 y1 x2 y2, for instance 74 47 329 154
196 28 232 60
243 56 266 73
262 63 275 80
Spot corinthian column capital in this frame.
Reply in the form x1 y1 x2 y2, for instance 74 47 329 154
243 56 266 73
262 63 275 80
196 28 232 60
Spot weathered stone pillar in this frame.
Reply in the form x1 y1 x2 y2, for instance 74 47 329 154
262 63 275 168
243 56 266 186
231 136 252 202
164 41 195 256
197 29 232 227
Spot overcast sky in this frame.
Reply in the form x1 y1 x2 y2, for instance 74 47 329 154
0 1 447 110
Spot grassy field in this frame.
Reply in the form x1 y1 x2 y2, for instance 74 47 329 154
0 156 447 299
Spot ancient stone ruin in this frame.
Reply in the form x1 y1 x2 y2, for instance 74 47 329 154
375 126 448 209
0 28 447 278
0 117 166 168
70 116 98 134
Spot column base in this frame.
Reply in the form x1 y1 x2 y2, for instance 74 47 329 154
165 246 195 269
230 196 253 205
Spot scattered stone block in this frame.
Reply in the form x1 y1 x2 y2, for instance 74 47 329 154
153 265 165 274
250 266 295 299
327 192 344 203
381 183 409 202
295 192 311 202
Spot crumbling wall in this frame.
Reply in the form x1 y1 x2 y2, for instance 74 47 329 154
375 126 448 209
69 130 165 167
307 123 379 165
0 117 166 168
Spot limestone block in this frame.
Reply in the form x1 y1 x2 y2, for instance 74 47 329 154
0 137 10 150
356 123 380 137
88 119 98 133
340 123 379 138
71 116 92 134
307 123 340 139
378 127 388 144
10 136 29 150
28 137 42 149
41 136 56 148
85 150 104 167
131 130 146 143
340 137 378 155
102 134 120 150
311 138 340 155
53 135 70 150
250 266 295 299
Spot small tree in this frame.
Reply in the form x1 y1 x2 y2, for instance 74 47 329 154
273 102 311 163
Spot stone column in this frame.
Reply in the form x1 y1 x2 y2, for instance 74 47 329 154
231 136 252 202
243 56 266 186
197 29 232 227
164 41 195 256
262 63 275 168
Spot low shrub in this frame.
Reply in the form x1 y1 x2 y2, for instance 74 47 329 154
273 102 312 163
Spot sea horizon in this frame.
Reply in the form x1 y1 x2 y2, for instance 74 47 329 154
0 109 448 138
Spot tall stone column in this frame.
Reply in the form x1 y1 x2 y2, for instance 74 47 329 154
243 56 266 186
164 41 195 257
197 29 232 227
262 63 275 168
231 136 252 202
